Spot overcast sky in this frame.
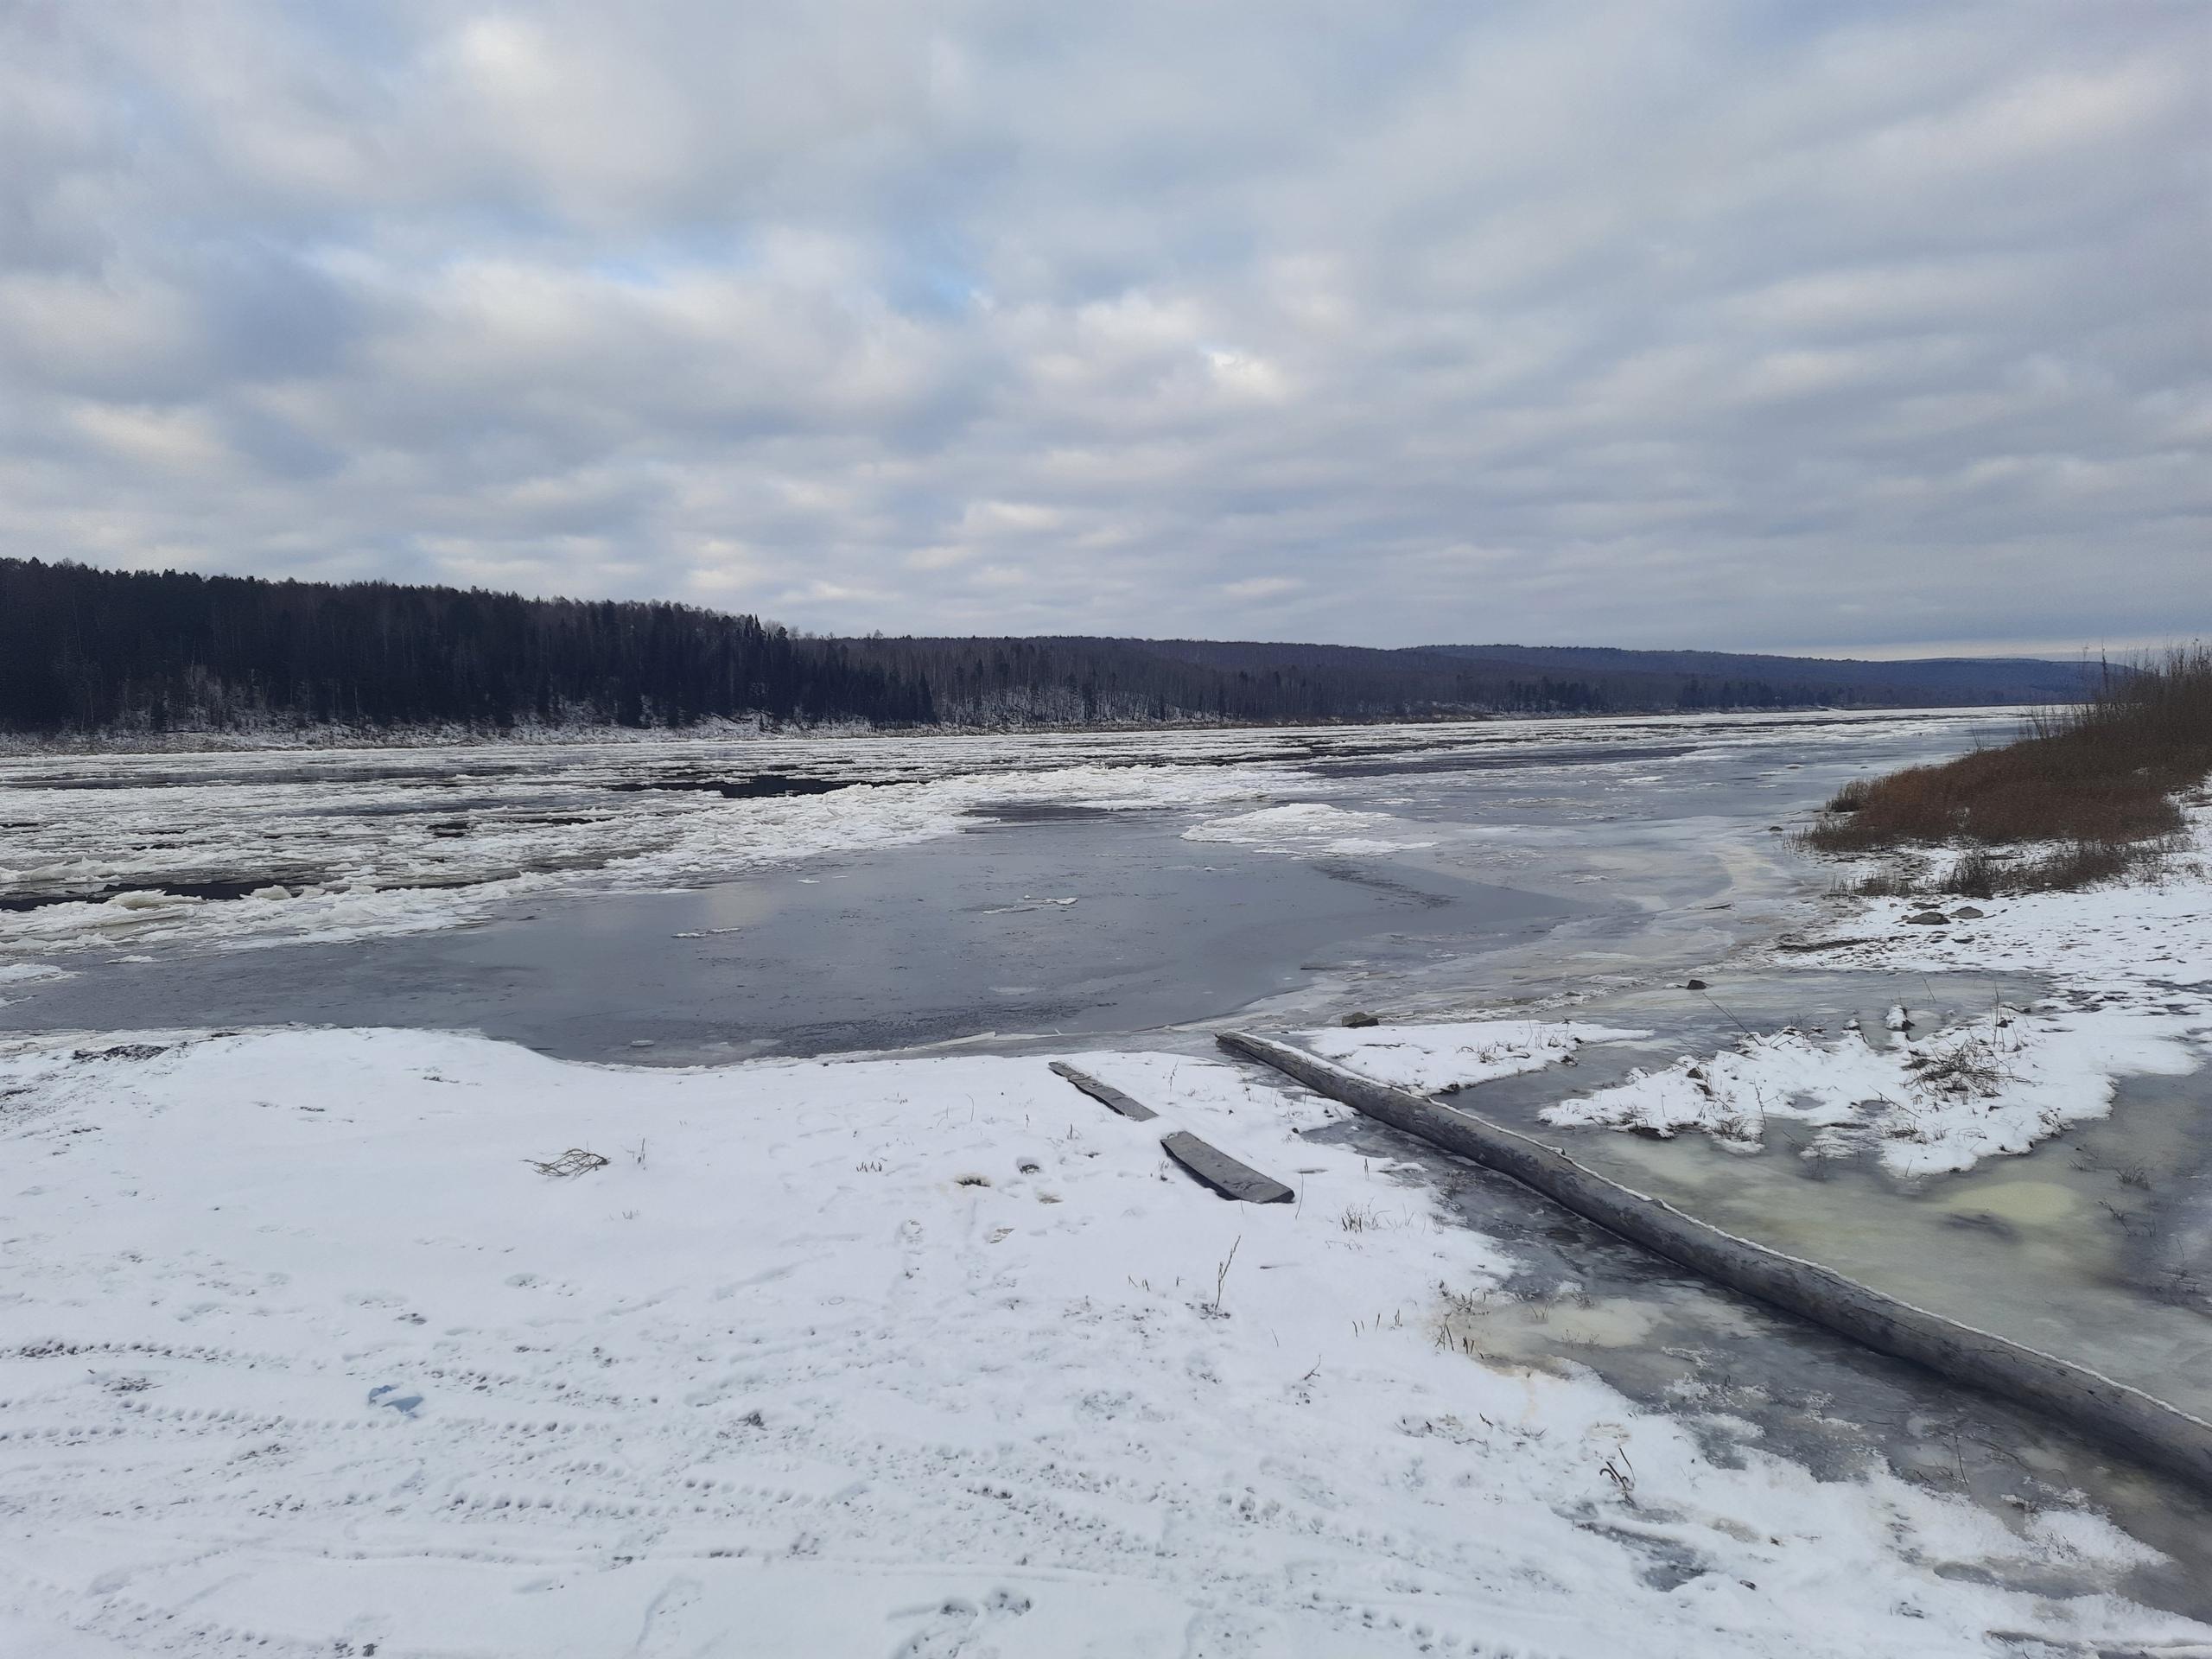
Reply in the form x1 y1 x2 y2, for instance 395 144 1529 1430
3 3 2205 654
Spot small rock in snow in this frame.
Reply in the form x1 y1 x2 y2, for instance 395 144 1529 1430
1903 911 1950 925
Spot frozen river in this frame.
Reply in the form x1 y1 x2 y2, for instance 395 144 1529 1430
0 709 2004 1055
7 709 2212 1626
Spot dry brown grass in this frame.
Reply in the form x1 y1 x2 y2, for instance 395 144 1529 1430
1845 839 2167 900
1804 647 2212 892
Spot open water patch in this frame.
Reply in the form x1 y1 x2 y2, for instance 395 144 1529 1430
603 771 873 799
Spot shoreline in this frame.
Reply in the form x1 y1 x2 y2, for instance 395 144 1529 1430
0 700 2018 759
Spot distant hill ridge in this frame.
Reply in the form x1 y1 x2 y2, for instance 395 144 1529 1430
1429 643 2090 695
864 636 2091 723
0 556 2092 736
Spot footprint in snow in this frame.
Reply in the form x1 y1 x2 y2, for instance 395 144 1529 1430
890 1589 1033 1658
367 1383 424 1417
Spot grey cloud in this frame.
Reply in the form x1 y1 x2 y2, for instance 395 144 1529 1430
0 0 2204 652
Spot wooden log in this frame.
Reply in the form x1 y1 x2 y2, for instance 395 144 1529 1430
1048 1061 1158 1121
1217 1028 2212 1494
1160 1129 1294 1204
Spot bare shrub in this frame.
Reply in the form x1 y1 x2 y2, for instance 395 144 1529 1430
526 1147 609 1178
1599 1444 1637 1503
1906 1033 2012 1099
1943 850 2001 899
2012 839 2167 891
1827 777 1874 813
1205 1235 1241 1316
1849 866 1923 899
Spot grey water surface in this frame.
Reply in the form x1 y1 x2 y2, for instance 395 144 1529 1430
0 814 1580 1058
1 709 2008 1058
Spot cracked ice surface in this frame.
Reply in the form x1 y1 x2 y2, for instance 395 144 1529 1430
0 710 1997 968
0 734 1303 960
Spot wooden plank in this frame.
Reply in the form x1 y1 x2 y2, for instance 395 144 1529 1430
1048 1062 1293 1205
1216 1028 2212 1495
1159 1129 1294 1205
1048 1061 1158 1121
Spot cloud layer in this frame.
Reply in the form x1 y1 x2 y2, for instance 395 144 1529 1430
3 1 2205 651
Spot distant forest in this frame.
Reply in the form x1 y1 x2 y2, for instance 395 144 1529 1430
861 636 2093 726
1 558 934 734
0 558 2094 737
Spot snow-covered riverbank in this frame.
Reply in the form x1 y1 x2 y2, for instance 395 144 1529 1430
1627 807 2212 1174
1 1025 2200 1656
1321 804 2212 1179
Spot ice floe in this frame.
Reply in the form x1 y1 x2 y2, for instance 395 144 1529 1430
1182 800 1437 855
1542 1006 2202 1174
1303 1019 1653 1094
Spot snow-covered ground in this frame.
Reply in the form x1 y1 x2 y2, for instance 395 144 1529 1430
2 1026 2200 1657
1783 803 2212 1013
1316 807 2212 1177
1542 1002 2205 1176
1300 1020 1651 1095
1693 805 2212 1173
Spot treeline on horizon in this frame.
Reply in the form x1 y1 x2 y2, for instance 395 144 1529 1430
0 558 2094 737
0 558 933 734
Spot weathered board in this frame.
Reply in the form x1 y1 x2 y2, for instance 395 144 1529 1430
1048 1061 1158 1122
1160 1129 1295 1205
1217 1028 2212 1495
